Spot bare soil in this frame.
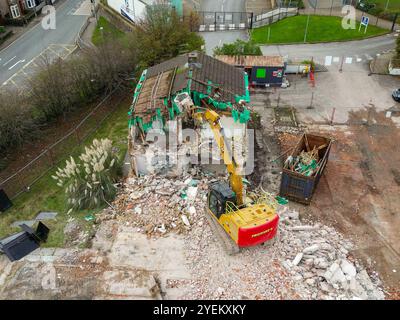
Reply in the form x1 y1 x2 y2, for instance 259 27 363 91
276 107 400 298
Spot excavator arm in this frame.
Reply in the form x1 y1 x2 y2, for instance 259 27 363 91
200 109 245 206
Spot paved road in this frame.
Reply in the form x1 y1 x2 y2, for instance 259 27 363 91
0 0 90 86
260 33 398 64
199 0 249 55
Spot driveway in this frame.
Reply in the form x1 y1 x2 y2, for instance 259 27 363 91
199 0 249 55
0 0 92 88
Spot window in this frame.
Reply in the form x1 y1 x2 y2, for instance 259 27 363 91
26 0 36 9
256 68 267 79
10 4 20 19
208 192 224 219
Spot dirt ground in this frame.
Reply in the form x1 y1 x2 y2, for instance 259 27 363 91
249 66 400 298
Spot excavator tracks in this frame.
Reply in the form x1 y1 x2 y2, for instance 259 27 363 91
204 209 240 256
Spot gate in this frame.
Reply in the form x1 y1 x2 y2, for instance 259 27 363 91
188 11 254 32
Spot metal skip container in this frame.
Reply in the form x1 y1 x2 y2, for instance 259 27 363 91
279 133 332 205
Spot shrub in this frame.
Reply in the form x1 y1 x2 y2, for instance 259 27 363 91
53 139 120 210
396 36 400 59
213 39 262 56
0 92 37 153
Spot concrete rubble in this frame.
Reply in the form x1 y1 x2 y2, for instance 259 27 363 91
93 170 385 300
0 169 386 299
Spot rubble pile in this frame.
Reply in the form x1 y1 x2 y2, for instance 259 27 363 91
94 170 385 300
276 206 385 299
96 170 213 237
183 202 385 300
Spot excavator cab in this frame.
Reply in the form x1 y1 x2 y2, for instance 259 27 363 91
207 181 236 219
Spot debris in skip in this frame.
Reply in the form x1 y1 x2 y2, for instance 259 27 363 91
280 133 332 205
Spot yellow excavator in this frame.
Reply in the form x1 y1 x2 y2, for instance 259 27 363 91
194 108 279 249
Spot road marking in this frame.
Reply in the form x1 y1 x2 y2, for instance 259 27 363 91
0 0 71 55
324 56 332 66
8 59 26 70
345 57 353 64
3 56 16 66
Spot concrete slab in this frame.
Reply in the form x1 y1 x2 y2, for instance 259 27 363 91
10 220 35 228
35 211 58 221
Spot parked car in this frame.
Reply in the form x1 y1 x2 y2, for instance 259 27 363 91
356 0 376 13
392 89 400 102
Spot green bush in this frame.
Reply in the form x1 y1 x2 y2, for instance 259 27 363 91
53 138 120 211
0 26 5 33
397 36 400 59
0 93 37 153
213 39 262 56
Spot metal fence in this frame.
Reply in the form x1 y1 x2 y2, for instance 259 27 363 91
185 11 254 32
0 87 126 200
298 3 399 30
251 7 300 28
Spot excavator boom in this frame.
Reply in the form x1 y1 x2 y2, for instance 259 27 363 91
202 109 244 205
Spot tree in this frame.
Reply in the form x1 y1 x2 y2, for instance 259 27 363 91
133 6 204 67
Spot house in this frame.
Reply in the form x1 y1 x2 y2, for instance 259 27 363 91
215 55 287 87
0 0 46 22
128 51 252 176
107 0 182 23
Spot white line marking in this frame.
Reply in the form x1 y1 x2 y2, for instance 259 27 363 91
325 56 332 66
8 59 26 70
3 56 16 66
345 57 353 64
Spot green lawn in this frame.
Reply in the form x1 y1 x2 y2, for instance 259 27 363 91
92 16 125 46
251 15 389 44
0 96 131 248
368 0 400 13
368 0 400 22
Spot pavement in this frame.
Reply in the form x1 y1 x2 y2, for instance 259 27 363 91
199 0 249 55
260 33 399 65
264 62 400 124
0 0 93 89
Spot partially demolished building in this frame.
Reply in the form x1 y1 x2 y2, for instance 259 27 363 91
128 52 253 176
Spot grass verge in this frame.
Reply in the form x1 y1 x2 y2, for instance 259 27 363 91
92 16 125 46
251 15 389 44
0 95 131 248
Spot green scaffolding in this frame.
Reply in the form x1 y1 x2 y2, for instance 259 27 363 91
128 69 252 133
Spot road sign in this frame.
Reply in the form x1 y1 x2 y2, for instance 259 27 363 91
359 16 369 34
361 16 369 27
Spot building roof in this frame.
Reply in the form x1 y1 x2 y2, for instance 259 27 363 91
133 52 247 122
215 55 285 68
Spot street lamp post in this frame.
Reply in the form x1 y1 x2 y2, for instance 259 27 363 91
303 15 310 43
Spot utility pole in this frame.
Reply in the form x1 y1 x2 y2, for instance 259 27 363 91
304 14 310 43
392 13 398 32
91 0 97 21
339 55 344 72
